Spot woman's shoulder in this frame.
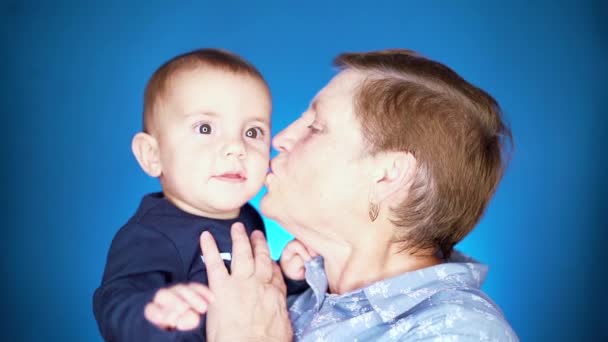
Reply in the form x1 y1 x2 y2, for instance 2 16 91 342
395 287 518 341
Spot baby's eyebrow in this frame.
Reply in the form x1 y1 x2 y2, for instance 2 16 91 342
183 111 269 126
248 116 270 126
184 111 217 118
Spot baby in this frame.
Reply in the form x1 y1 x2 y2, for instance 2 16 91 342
93 48 273 341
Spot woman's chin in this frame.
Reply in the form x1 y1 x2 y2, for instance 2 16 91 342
259 194 276 218
261 194 288 222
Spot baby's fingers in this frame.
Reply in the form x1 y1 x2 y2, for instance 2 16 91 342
144 302 169 328
282 239 313 261
280 252 306 280
175 309 202 331
172 283 213 314
305 244 319 257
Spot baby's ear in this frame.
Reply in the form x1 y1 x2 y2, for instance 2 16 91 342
131 132 162 177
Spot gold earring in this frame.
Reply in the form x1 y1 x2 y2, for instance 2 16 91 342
369 201 380 222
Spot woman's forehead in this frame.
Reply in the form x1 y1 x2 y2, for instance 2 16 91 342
310 70 364 116
321 69 363 96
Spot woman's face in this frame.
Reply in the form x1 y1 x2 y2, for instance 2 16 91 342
261 70 373 234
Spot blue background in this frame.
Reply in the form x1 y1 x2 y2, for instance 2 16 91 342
2 1 606 340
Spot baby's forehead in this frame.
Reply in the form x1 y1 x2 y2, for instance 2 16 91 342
170 66 267 89
156 69 271 122
165 69 268 100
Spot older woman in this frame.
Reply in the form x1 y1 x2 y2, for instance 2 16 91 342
162 49 518 341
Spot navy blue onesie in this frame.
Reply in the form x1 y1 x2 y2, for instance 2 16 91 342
93 192 265 341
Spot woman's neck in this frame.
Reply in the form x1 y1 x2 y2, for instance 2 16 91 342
320 231 443 295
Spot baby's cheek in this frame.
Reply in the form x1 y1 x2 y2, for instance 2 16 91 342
250 154 270 176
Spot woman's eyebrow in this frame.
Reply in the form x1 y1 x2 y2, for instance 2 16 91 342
310 99 322 113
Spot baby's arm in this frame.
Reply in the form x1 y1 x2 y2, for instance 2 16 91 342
145 282 213 331
93 225 204 341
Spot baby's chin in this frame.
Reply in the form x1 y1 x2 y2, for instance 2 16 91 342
202 200 247 216
203 188 260 209
177 197 246 219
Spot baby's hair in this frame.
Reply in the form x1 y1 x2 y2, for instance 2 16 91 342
142 48 268 133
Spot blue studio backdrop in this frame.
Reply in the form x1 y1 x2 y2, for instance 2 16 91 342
2 1 607 341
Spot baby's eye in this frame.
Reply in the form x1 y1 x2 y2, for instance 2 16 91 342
197 123 212 134
245 127 264 139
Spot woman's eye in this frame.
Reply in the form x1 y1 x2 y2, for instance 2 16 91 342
245 127 263 139
307 125 322 133
198 123 212 134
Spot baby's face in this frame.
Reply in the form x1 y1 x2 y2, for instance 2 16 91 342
153 68 271 218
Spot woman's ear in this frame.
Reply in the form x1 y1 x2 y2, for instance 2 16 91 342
371 151 417 203
131 132 162 177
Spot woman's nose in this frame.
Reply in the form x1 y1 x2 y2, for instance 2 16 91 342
272 118 302 153
271 129 290 153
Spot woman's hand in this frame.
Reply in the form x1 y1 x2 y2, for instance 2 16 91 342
201 222 293 342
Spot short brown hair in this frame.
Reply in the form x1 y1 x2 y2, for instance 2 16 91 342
334 49 513 258
142 48 269 133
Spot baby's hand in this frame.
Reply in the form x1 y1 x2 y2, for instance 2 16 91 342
144 282 214 331
279 239 317 281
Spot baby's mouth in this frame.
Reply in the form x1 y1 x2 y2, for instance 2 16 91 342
214 172 247 182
